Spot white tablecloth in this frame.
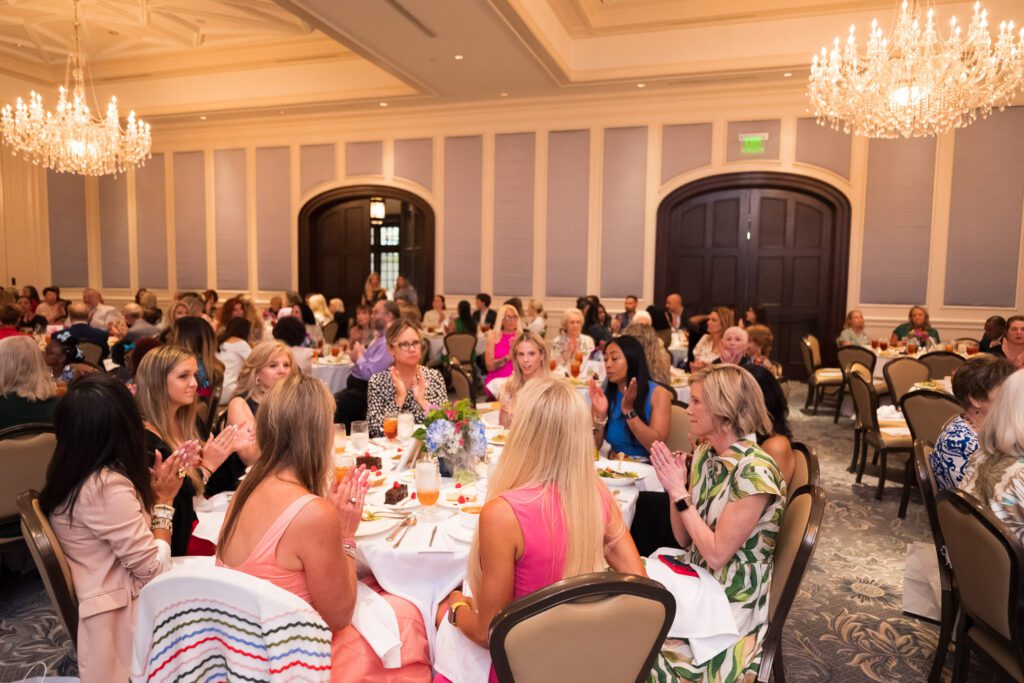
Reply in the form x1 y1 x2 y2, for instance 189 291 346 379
312 359 353 393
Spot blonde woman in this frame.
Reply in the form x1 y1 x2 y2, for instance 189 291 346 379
623 322 672 385
837 309 870 348
498 332 550 427
484 304 525 390
525 299 547 337
437 378 644 673
135 346 251 555
690 306 735 369
361 272 388 306
306 293 331 326
239 295 265 343
216 374 431 679
0 335 57 429
551 308 595 367
226 341 298 465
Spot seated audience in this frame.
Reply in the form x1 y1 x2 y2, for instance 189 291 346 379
0 336 57 429
484 304 524 391
361 272 388 306
665 293 686 331
82 288 117 331
890 305 940 346
307 293 331 326
503 297 525 318
122 303 160 341
20 285 40 312
472 292 496 329
334 300 399 427
746 324 782 377
648 364 786 680
44 330 92 382
264 295 283 321
837 309 870 348
623 322 672 385
690 306 735 369
16 296 47 333
216 317 253 404
168 316 224 404
612 295 639 333
991 315 1024 368
960 370 1024 544
295 300 324 345
590 335 671 462
348 304 373 346
525 298 547 337
35 286 66 323
328 297 349 339
40 374 188 682
139 291 162 326
273 315 314 375
164 294 205 334
446 299 478 337
746 363 795 486
216 296 246 333
498 331 550 427
393 274 419 306
226 340 298 466
437 378 643 668
239 295 265 344
743 305 767 328
135 346 251 555
632 309 653 325
0 304 25 340
202 289 219 319
216 374 432 679
423 294 446 331
714 326 751 366
367 320 446 438
930 354 1015 491
551 307 595 366
66 302 110 359
398 301 422 325
980 315 1007 354
583 302 613 349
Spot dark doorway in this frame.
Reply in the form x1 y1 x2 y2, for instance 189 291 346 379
655 173 850 380
299 186 435 316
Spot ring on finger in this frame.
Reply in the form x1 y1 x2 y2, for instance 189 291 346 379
348 497 357 504
177 467 187 479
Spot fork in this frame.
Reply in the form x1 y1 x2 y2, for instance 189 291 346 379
385 516 413 543
393 517 418 548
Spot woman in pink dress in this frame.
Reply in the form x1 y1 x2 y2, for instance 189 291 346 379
483 304 524 391
216 373 431 682
437 377 646 681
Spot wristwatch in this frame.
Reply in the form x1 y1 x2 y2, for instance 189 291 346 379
624 408 638 420
674 494 693 512
449 600 470 626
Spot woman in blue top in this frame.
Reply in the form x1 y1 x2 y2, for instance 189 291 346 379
589 335 671 462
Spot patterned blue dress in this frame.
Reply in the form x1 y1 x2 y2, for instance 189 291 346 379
930 415 977 491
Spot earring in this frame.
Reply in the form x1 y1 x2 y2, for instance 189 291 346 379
255 377 260 386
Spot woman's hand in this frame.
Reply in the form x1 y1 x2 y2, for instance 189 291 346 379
330 466 371 538
620 377 638 414
150 449 185 505
202 424 251 471
411 368 428 406
391 367 408 406
650 441 690 502
588 379 609 419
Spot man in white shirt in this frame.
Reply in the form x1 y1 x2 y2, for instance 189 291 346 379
665 293 685 332
83 288 118 331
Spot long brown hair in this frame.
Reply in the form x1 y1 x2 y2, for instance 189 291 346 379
216 374 335 550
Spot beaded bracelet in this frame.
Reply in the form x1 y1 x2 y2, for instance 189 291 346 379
150 518 173 532
152 504 174 521
342 539 357 558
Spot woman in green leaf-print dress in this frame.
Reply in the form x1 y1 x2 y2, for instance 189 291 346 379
648 364 787 683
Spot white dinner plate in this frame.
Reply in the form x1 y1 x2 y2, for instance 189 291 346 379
355 513 402 538
443 514 476 544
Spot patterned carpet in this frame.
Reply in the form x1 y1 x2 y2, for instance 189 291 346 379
0 384 1003 681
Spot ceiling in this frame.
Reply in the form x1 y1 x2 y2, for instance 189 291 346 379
0 0 1019 122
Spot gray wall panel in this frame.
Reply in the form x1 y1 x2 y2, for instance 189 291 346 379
214 149 248 290
98 174 130 288
173 151 207 290
546 130 589 297
796 118 852 179
661 123 712 183
443 136 483 293
346 140 383 177
394 138 433 190
492 133 535 296
46 171 89 288
726 120 781 162
945 107 1024 307
601 126 647 298
860 138 936 304
255 147 293 291
135 153 168 289
300 144 335 196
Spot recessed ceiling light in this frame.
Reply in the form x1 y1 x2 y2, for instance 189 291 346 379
199 115 207 120
454 54 464 60
500 92 509 97
379 102 389 107
636 83 646 88
783 72 793 78
279 109 285 114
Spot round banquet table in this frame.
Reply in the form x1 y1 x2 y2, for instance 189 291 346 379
312 358 354 393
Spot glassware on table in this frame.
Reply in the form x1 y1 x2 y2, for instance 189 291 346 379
415 459 441 522
333 423 347 454
350 420 370 451
549 358 558 372
333 453 355 485
312 348 320 362
906 340 918 355
966 342 980 355
570 358 582 379
870 338 879 350
574 350 584 364
331 345 341 357
879 340 889 352
945 343 954 353
339 339 350 353
382 412 399 441
397 412 415 441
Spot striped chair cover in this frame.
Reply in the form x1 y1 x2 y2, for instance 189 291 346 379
131 564 331 682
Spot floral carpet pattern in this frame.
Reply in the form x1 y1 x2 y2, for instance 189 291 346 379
0 385 1002 681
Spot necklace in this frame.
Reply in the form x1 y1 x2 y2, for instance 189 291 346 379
961 411 980 432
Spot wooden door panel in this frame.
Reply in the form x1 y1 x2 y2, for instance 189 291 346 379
791 256 821 307
711 198 741 247
677 205 705 249
758 197 787 248
755 256 785 304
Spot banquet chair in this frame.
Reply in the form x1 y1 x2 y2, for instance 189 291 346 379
834 345 886 423
788 442 820 499
936 489 1024 683
0 424 57 547
918 351 965 380
849 372 913 515
17 490 78 649
445 332 476 366
450 366 475 405
899 390 960 518
131 564 332 683
913 440 958 683
758 485 825 683
78 340 104 367
321 319 339 344
666 401 692 453
883 357 930 405
845 362 874 472
799 335 843 415
489 572 674 683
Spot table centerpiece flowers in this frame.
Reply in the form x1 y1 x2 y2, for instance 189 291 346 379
412 399 487 484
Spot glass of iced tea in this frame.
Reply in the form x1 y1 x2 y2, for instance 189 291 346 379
879 340 888 352
383 412 399 441
333 423 347 455
549 358 558 372
415 460 441 522
331 345 340 358
333 453 355 485
967 342 980 355
570 359 582 378
312 348 319 362
870 338 879 350
907 340 918 354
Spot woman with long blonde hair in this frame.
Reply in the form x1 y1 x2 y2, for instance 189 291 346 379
498 331 550 427
0 335 57 429
438 378 644 664
306 293 331 326
483 304 524 393
216 374 432 680
135 346 250 555
361 272 388 306
225 341 297 465
623 322 672 385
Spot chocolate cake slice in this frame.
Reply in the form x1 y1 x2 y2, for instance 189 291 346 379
356 454 383 470
384 483 408 505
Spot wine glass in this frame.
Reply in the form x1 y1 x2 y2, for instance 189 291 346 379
415 459 441 522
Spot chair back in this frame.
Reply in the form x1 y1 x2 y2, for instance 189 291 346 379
655 328 672 351
445 333 476 365
321 319 339 344
952 337 980 346
804 334 823 366
918 351 964 380
848 371 879 433
798 337 815 376
837 345 876 375
789 442 820 497
761 485 826 681
0 424 57 519
936 489 1024 652
78 341 103 366
132 564 332 682
882 357 930 404
17 491 78 648
913 441 953 593
450 366 474 404
900 390 961 445
666 402 692 453
489 572 674 683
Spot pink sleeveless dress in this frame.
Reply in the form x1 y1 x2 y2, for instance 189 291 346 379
217 494 431 682
485 332 517 388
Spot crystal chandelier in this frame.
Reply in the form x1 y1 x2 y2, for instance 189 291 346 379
808 1 1024 138
0 0 151 175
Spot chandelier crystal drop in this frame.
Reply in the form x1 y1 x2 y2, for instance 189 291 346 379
0 0 151 175
808 1 1024 138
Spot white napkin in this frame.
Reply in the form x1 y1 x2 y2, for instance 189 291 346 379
350 581 404 668
646 548 740 665
485 377 508 400
876 405 903 421
434 617 491 683
395 520 455 553
191 492 233 543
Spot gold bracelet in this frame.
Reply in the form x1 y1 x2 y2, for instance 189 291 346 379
450 600 470 626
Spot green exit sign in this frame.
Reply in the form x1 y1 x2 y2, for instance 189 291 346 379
739 133 768 155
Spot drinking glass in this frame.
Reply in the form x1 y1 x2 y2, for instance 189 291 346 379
870 338 879 350
382 412 399 441
331 345 340 358
311 348 319 362
570 359 582 379
333 423 347 455
549 358 558 372
333 453 355 485
397 412 415 441
415 460 441 522
906 340 918 355
967 342 980 356
879 340 889 352
350 421 370 451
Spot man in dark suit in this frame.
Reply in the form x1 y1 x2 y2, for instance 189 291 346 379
66 302 110 361
472 293 496 329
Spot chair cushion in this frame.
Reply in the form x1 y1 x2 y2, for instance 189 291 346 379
813 368 844 384
880 431 913 449
873 380 889 394
969 623 1024 682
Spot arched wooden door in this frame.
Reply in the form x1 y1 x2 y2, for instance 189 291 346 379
655 173 850 379
298 186 435 315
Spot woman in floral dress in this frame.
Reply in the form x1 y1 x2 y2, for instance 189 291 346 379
649 364 787 682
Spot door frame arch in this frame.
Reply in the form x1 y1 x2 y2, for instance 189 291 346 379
297 184 436 301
